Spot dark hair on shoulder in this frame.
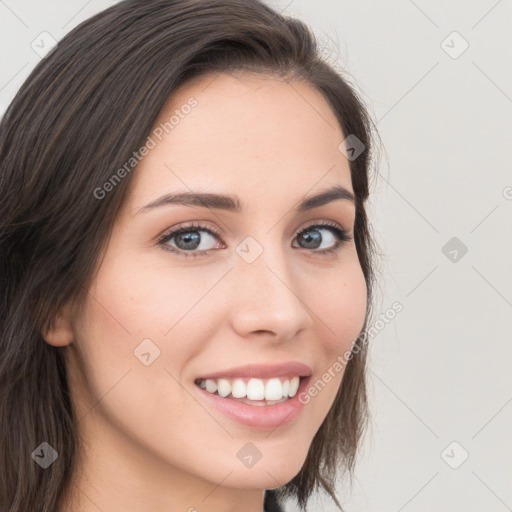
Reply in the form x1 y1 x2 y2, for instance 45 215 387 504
0 1 381 510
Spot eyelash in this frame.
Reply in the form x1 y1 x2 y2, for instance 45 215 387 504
156 220 353 259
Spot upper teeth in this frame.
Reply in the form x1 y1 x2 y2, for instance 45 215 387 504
197 376 301 401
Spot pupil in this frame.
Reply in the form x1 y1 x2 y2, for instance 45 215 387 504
176 231 200 250
300 229 321 249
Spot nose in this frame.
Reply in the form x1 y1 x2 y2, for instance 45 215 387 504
228 240 313 342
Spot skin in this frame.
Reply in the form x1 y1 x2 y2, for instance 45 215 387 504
45 71 367 512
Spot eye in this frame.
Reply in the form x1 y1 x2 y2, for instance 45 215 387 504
157 221 223 258
292 221 353 256
156 220 352 258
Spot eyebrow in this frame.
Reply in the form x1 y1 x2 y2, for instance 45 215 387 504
137 184 355 215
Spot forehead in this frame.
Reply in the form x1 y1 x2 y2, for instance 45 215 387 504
126 71 352 213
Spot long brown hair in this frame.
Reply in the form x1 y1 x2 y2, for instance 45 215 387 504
0 1 381 510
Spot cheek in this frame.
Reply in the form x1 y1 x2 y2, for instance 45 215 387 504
299 256 367 407
75 253 230 405
87 249 226 340
70 259 231 474
311 256 368 352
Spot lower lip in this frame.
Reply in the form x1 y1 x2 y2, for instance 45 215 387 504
194 376 311 430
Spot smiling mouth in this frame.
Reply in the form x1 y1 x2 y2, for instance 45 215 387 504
193 375 304 406
193 374 311 429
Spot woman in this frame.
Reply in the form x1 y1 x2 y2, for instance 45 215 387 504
0 1 381 511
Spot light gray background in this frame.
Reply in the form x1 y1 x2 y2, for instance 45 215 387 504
1 1 511 511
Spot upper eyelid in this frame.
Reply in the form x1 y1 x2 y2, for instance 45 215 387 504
160 218 349 236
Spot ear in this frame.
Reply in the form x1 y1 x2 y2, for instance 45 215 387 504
41 301 75 347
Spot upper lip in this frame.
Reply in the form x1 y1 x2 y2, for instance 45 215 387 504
196 362 313 380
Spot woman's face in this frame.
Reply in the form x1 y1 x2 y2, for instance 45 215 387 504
62 72 367 502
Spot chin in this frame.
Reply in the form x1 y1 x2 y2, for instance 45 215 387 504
222 448 307 489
